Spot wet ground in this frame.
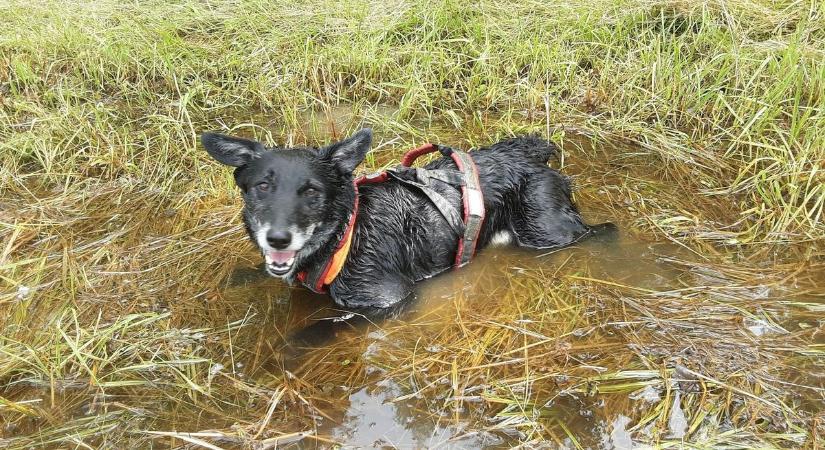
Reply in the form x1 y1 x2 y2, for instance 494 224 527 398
1 111 823 448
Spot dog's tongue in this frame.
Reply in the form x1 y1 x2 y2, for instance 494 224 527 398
268 251 295 264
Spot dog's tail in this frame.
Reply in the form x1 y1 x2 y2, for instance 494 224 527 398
490 136 559 164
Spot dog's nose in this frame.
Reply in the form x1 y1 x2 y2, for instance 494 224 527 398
266 230 292 249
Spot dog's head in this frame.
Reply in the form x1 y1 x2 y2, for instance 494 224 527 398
201 129 372 278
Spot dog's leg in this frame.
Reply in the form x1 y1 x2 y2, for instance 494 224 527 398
511 169 591 249
330 272 415 309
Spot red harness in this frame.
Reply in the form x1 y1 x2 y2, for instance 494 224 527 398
296 143 485 293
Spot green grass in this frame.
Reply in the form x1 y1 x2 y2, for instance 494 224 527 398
1 0 824 448
2 0 822 244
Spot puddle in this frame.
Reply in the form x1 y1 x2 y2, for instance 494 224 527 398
206 220 819 448
2 107 822 448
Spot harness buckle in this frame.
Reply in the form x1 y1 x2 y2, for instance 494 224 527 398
364 171 384 181
466 188 484 218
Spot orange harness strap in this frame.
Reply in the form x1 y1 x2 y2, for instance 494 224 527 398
295 180 359 293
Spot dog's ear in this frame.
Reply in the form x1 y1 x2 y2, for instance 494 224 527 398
320 128 373 174
201 133 265 167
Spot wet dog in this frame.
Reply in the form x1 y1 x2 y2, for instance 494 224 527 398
202 129 614 308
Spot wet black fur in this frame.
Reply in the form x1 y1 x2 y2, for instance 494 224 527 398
202 130 615 308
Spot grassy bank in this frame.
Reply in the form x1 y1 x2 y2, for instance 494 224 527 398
1 0 823 448
3 0 823 245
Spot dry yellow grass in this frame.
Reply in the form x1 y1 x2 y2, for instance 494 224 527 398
1 0 823 448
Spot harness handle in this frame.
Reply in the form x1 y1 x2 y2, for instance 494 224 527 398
300 142 485 294
398 142 485 267
401 143 440 167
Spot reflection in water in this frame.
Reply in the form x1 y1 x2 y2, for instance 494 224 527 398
667 391 687 439
606 415 633 450
333 381 502 448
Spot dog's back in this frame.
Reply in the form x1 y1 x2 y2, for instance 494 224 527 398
332 137 598 307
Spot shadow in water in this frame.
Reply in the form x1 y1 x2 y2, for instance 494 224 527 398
284 295 422 350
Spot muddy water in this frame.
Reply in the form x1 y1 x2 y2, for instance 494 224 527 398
279 239 692 447
187 111 823 448
4 109 823 448
217 215 820 448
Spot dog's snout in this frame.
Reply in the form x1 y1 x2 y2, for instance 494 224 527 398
266 230 292 249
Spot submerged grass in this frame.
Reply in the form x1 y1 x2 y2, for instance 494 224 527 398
1 0 824 448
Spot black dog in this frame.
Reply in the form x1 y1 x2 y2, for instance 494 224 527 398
202 129 614 308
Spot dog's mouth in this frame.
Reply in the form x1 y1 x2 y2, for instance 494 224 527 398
264 250 296 276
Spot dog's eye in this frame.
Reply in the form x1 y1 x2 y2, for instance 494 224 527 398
257 182 270 192
302 187 318 196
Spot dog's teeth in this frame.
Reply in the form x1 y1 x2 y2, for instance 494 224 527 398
264 255 295 276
